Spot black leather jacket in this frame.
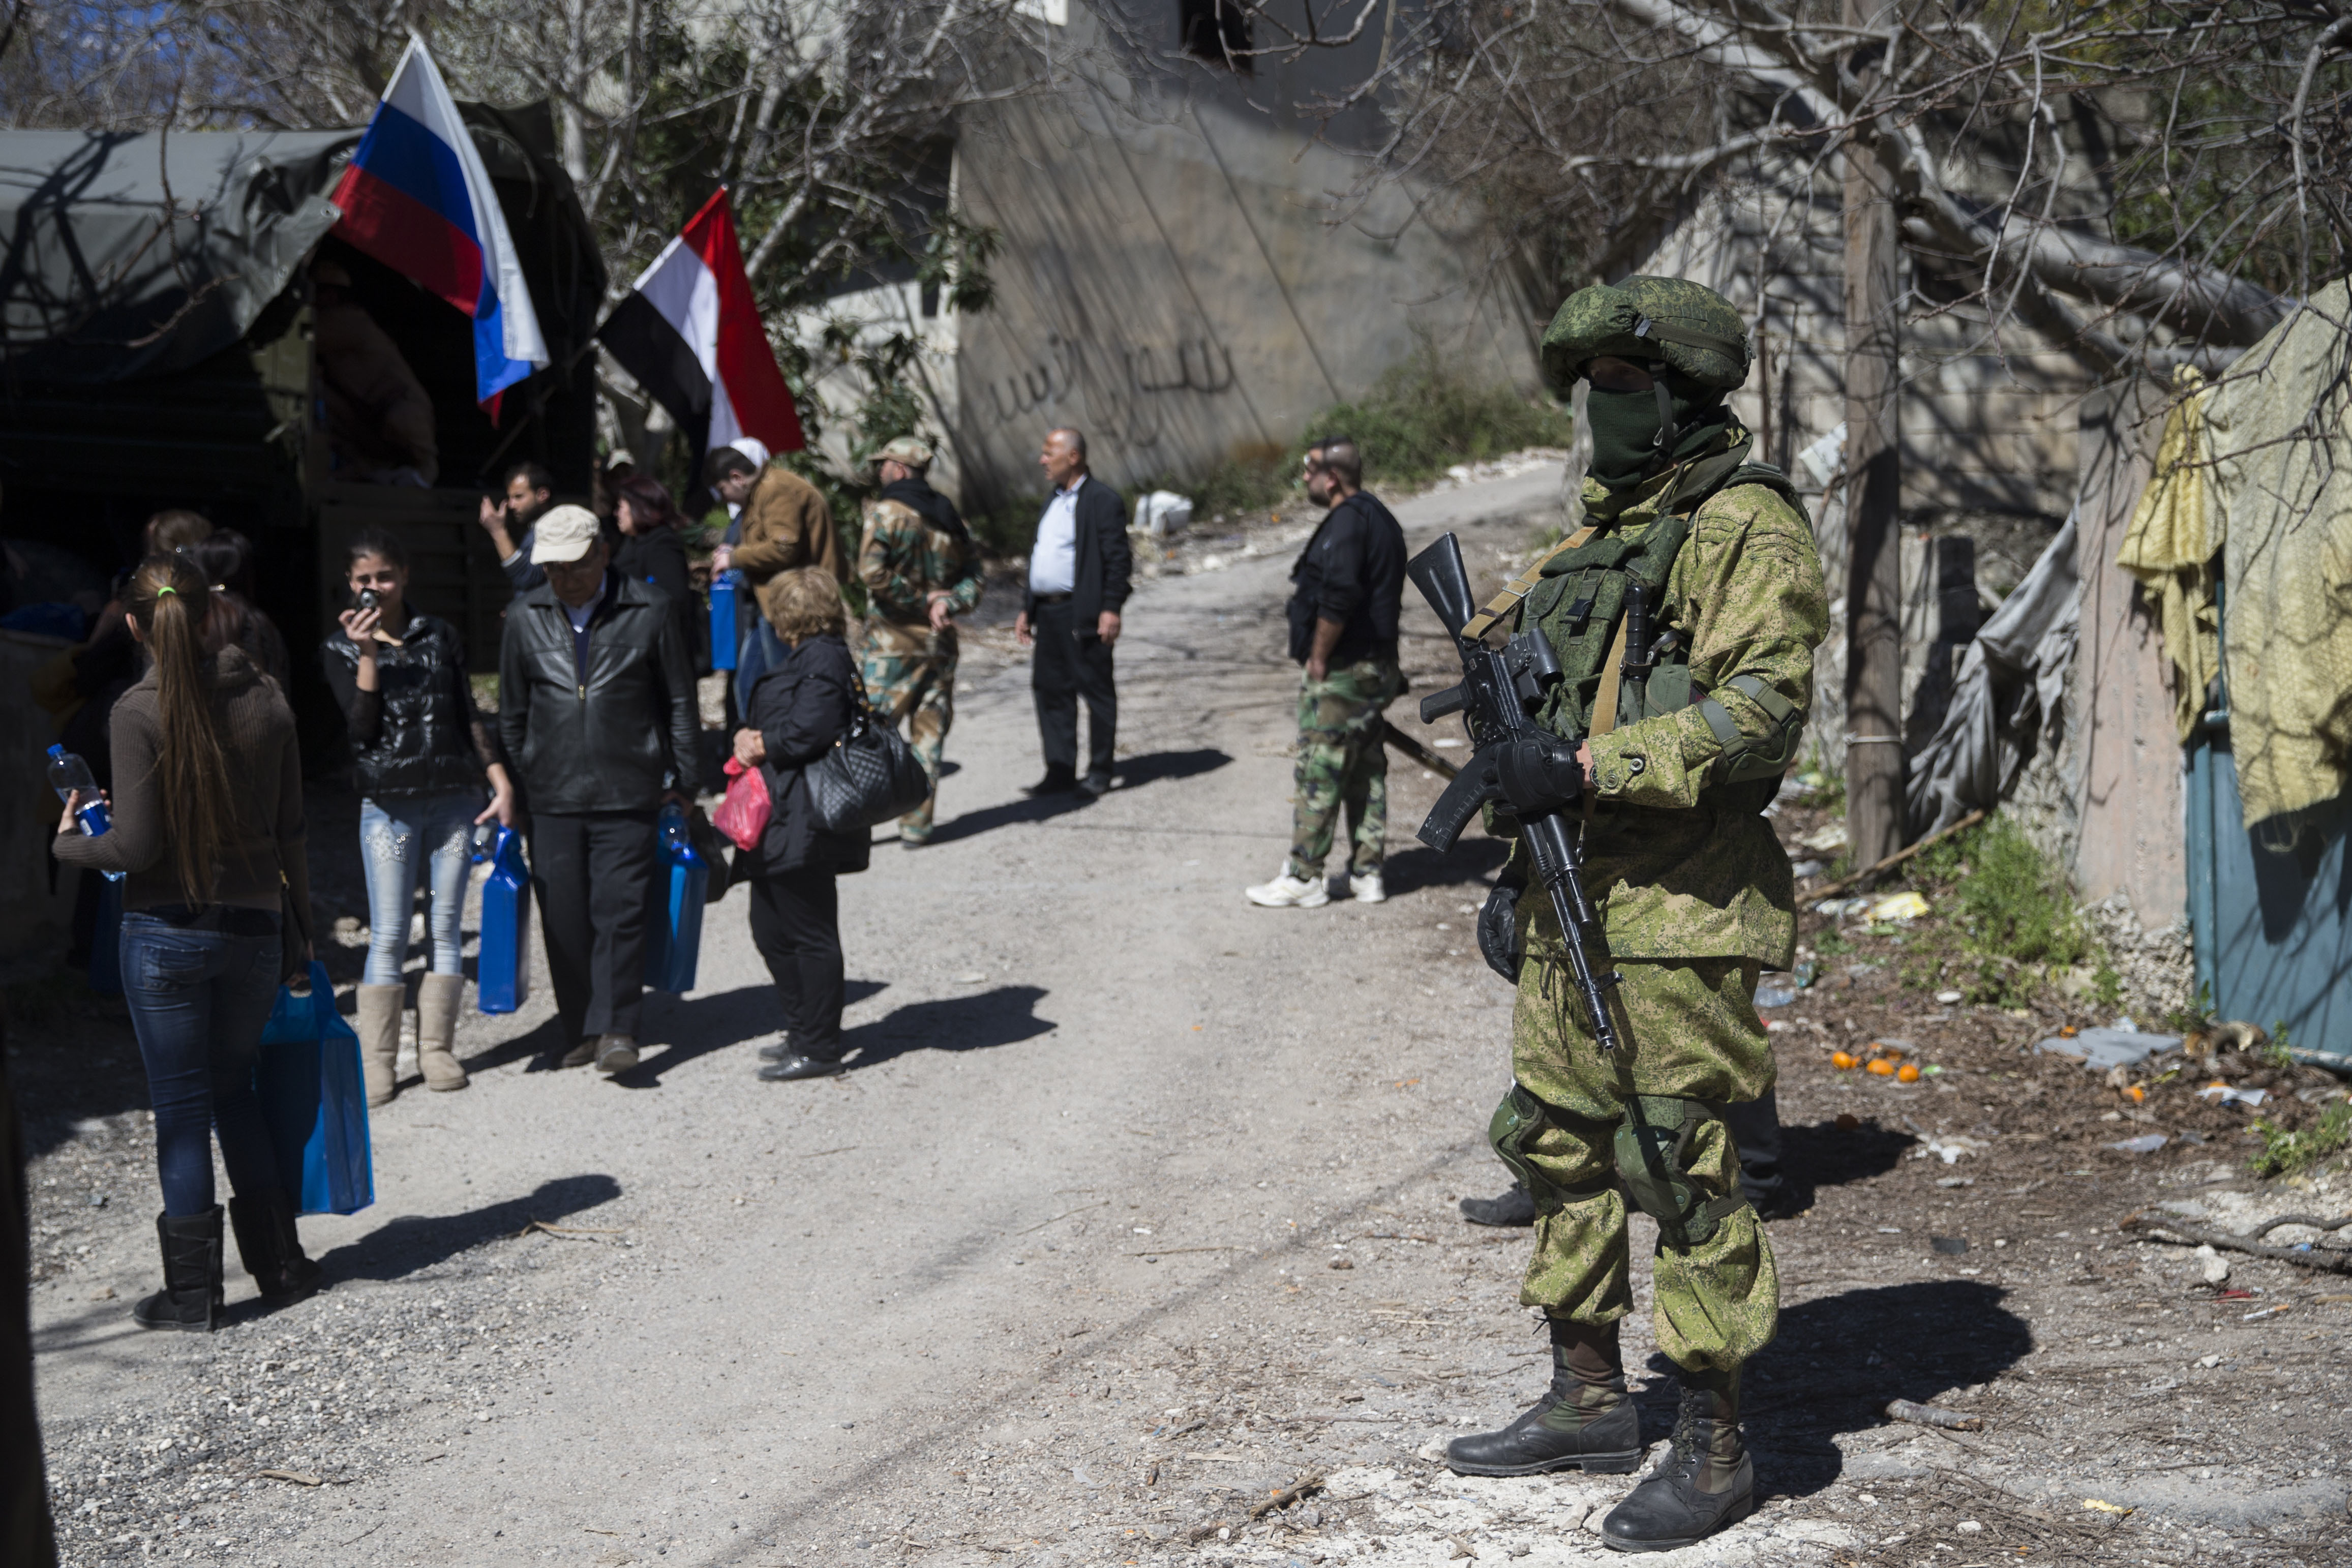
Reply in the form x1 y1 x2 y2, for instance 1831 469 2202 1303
497 574 702 814
321 614 491 799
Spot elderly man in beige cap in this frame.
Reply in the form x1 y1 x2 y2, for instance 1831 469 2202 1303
497 505 702 1074
857 436 983 845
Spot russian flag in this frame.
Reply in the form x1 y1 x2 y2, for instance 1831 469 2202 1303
596 188 805 460
329 39 548 412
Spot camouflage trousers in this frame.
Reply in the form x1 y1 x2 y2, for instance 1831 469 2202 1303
1501 952 1778 1375
862 643 954 838
1288 653 1405 879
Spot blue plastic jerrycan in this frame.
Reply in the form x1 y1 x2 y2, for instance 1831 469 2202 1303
709 570 739 672
472 825 533 1014
643 803 707 994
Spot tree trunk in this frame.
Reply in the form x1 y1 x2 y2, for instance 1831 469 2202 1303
1843 0 1906 874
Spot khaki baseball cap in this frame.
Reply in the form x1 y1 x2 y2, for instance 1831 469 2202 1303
529 504 603 564
875 436 934 470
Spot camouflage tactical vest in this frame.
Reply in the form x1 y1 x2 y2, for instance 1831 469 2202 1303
1524 453 1810 814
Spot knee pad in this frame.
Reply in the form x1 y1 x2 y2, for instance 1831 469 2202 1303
1487 1085 1613 1214
1614 1096 1748 1250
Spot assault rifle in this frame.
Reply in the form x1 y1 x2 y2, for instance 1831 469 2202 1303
1408 532 1624 1052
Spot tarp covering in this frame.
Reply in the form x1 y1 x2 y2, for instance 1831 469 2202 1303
2203 279 2352 831
1906 512 2082 837
0 129 353 382
2114 365 2221 745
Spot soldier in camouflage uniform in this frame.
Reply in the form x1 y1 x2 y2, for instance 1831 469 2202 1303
857 437 983 845
1245 438 1409 909
1440 278 1827 1553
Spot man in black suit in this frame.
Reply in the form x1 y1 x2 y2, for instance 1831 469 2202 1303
1014 427 1132 798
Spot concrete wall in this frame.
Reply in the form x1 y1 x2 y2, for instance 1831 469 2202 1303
941 39 1539 513
2067 379 2187 928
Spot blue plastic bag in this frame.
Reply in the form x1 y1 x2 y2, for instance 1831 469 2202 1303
257 962 375 1217
472 825 533 1014
709 570 739 672
643 803 707 994
88 875 123 996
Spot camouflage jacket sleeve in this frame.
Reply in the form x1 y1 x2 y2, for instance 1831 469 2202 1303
1583 483 1828 808
860 501 984 625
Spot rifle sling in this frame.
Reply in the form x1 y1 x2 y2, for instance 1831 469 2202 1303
1461 526 1598 641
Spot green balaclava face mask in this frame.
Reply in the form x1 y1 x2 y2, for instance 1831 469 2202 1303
1583 372 1733 494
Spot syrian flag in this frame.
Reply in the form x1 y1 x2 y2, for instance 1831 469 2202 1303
328 38 548 414
597 188 805 460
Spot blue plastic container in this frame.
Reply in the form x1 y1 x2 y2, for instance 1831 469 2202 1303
709 570 739 671
257 962 375 1216
643 803 707 994
473 825 533 1014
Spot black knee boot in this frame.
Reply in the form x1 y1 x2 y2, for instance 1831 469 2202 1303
227 1189 323 1302
133 1209 223 1332
1445 1316 1640 1475
1601 1369 1754 1552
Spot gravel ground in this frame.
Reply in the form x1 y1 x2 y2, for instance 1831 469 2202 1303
18 457 2352 1567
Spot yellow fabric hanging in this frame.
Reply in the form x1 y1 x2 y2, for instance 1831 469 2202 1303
2115 365 2219 745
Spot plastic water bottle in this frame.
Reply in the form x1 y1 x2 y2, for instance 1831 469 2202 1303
709 570 739 672
471 825 533 1013
643 803 707 994
47 745 125 882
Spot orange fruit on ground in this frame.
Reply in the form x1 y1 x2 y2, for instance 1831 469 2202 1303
1866 1058 1895 1076
1831 1051 1858 1070
1896 1062 1921 1083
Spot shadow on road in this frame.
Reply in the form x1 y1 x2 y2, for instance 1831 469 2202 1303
1110 748 1232 792
841 984 1056 1070
1380 835 1509 894
318 1172 625 1283
1778 1118 1917 1212
602 980 890 1088
1637 1279 2031 1499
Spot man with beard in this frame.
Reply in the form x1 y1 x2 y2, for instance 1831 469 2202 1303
1440 277 1824 1553
856 437 983 845
475 461 559 595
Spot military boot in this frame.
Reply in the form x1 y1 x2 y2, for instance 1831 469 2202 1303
1445 1318 1640 1476
1600 1371 1754 1552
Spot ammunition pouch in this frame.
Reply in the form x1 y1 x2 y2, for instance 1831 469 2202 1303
1615 1095 1749 1250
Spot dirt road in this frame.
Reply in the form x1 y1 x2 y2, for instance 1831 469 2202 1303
19 462 2351 1567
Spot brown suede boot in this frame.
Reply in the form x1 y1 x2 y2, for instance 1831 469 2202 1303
415 972 469 1091
354 983 404 1107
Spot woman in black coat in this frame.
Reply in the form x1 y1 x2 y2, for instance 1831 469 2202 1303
732 565 870 1080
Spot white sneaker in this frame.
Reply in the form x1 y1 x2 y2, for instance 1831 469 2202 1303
1351 870 1386 903
1245 869 1330 908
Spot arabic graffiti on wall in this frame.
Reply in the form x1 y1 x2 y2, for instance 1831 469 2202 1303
983 333 1237 447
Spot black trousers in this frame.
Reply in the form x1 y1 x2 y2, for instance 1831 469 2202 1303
1030 598 1116 780
746 869 845 1057
1722 1088 1784 1207
528 809 657 1042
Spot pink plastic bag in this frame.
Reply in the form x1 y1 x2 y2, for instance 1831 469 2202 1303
712 757 772 851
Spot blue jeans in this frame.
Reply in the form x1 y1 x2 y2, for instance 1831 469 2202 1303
360 790 481 986
733 619 787 715
120 908 285 1216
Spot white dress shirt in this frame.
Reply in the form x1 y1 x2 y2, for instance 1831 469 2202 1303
562 578 607 634
1030 480 1080 595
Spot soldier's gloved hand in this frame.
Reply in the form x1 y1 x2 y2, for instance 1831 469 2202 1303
1477 876 1525 982
1494 731 1585 817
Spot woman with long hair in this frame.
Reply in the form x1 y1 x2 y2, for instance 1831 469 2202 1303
321 529 514 1104
612 472 694 654
52 553 320 1331
734 566 869 1080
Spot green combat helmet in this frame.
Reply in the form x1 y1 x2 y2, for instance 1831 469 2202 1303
1539 276 1751 396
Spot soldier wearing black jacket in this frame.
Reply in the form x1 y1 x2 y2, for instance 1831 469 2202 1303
1013 428 1132 798
1246 438 1408 909
497 506 702 1075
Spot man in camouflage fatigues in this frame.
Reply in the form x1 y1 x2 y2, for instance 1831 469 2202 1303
857 437 983 845
1245 438 1409 909
1440 277 1827 1553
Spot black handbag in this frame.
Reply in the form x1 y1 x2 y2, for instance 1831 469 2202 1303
805 665 932 833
